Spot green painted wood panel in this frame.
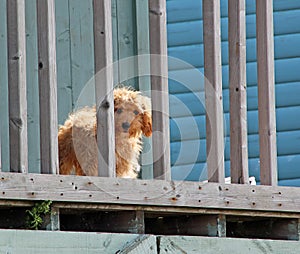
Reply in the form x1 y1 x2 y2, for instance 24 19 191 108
69 0 95 109
0 0 9 172
115 0 138 88
55 0 73 125
135 0 153 179
1 230 300 254
160 236 300 254
25 0 40 173
0 230 153 254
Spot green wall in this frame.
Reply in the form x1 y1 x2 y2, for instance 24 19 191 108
0 0 151 175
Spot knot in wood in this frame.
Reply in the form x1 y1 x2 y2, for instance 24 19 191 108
100 100 110 109
10 118 23 129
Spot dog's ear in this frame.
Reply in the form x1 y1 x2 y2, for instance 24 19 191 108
142 111 152 137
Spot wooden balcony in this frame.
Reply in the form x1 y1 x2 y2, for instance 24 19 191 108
0 0 299 244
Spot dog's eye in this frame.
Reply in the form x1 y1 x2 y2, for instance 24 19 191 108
116 108 123 114
133 110 139 115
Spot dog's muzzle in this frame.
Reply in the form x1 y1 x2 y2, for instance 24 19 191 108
122 122 130 131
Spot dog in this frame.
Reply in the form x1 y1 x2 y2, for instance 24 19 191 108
58 87 152 178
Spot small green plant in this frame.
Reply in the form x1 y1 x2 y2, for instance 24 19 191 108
26 200 52 230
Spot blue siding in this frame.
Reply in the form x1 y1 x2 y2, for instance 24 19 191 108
167 0 300 186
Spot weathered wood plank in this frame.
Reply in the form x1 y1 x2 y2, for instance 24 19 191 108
52 202 300 219
93 0 115 177
0 230 147 254
256 0 278 186
116 0 138 88
0 0 9 173
25 0 41 174
36 0 58 174
159 235 300 254
217 214 226 237
69 0 95 106
6 0 28 173
228 0 249 184
149 0 171 180
56 0 72 125
202 0 225 183
1 173 300 214
118 235 157 254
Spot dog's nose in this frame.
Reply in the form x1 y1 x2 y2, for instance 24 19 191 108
122 122 130 131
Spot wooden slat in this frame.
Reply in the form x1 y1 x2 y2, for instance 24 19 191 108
217 214 226 237
36 0 58 174
118 235 156 254
228 0 249 184
6 0 28 173
149 0 171 180
256 0 278 186
93 0 115 177
0 230 149 253
1 172 300 214
202 0 225 183
0 0 9 173
160 235 300 254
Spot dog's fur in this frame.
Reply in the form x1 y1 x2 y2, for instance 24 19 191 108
58 87 152 178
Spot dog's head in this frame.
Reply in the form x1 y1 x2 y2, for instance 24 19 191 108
114 87 152 139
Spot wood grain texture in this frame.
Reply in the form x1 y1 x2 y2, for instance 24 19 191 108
0 0 9 173
202 0 225 183
55 0 72 125
256 0 278 186
0 230 144 254
6 0 28 173
149 0 171 180
118 235 157 254
228 0 249 184
25 0 40 174
93 0 115 177
1 172 300 214
159 235 300 254
36 0 58 174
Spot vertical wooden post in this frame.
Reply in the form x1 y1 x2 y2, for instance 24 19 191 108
256 0 278 186
93 0 115 177
36 0 58 175
132 210 145 234
149 0 171 180
228 0 249 184
203 0 225 183
217 214 226 237
36 0 59 230
7 0 28 173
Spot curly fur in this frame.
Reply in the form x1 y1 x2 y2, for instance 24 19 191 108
58 87 152 178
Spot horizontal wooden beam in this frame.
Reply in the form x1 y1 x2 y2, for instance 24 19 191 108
0 173 300 215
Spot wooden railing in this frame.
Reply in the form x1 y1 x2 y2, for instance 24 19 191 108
0 0 299 239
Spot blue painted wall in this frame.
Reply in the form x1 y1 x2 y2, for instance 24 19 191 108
167 0 300 186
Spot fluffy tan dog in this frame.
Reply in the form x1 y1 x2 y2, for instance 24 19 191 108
58 87 152 178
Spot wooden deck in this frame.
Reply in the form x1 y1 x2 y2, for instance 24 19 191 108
1 0 299 245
